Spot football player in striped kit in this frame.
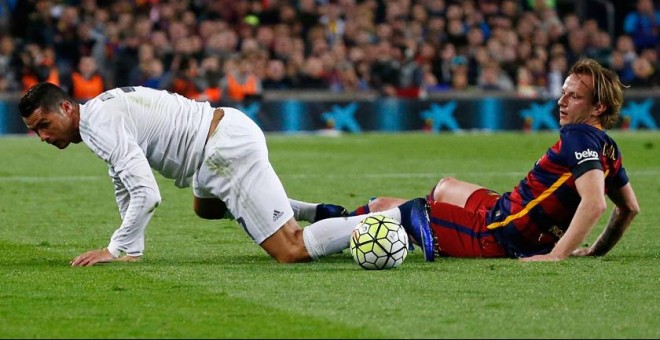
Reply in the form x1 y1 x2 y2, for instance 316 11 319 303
351 59 640 262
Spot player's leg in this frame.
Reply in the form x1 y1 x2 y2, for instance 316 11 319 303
262 214 379 262
347 197 406 216
193 196 346 222
258 196 435 262
432 176 485 208
259 218 310 262
427 200 506 258
348 177 482 215
298 199 435 260
289 199 348 222
195 107 356 263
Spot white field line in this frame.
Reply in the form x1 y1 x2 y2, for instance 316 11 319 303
0 170 658 182
0 175 107 182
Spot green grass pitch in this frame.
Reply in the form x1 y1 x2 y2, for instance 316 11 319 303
0 131 658 338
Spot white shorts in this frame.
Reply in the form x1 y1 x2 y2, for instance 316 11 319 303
192 107 293 244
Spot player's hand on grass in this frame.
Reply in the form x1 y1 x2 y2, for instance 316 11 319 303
70 248 140 267
519 253 565 262
570 247 594 257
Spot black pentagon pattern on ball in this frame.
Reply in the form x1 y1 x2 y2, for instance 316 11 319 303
349 215 408 270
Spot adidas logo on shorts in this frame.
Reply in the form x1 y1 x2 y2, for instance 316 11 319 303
273 210 284 222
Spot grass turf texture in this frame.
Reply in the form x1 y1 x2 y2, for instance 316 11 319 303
0 131 658 338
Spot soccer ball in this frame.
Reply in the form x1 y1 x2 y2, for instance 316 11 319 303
349 215 409 270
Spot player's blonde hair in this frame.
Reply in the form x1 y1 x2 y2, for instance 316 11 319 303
568 58 625 129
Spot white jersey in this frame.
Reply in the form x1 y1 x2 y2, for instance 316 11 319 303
79 86 214 257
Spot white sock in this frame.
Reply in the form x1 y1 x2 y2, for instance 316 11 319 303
289 199 317 222
302 208 402 259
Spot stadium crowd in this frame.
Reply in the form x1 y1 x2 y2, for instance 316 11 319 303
0 0 658 103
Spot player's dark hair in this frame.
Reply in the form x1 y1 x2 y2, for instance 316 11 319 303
18 82 73 118
568 58 625 129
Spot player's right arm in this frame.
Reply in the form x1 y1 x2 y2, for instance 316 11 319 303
572 182 639 257
75 96 161 266
522 169 608 262
71 157 161 266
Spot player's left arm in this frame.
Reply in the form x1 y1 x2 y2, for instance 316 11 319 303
522 169 607 262
572 182 639 257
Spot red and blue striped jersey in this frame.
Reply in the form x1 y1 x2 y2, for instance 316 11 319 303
486 124 629 257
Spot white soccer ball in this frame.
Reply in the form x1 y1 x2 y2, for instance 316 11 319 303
349 215 409 270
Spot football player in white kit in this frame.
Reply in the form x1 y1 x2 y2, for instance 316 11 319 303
19 83 432 266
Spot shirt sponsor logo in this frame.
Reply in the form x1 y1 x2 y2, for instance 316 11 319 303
574 149 598 163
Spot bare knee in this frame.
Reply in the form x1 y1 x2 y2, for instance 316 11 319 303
433 176 458 201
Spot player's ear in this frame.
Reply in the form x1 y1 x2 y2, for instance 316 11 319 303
60 101 73 116
593 102 606 116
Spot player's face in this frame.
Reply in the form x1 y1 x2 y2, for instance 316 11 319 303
557 73 603 128
23 101 79 149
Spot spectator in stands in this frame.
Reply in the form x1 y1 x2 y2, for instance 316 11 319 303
610 50 636 85
5 0 660 97
397 46 425 98
24 0 55 48
420 62 440 95
198 56 223 103
565 29 588 67
140 58 169 90
630 57 659 88
69 56 105 103
0 0 16 33
331 61 370 93
297 56 330 90
587 30 614 67
527 51 549 90
151 30 175 70
433 43 458 89
52 6 82 82
615 35 639 65
639 48 658 74
297 0 320 38
319 1 345 46
220 54 262 102
20 44 60 93
112 34 140 88
370 41 400 96
477 60 514 92
613 35 639 84
547 53 568 98
262 59 293 90
451 63 470 91
0 34 21 92
516 65 538 98
623 0 660 51
168 56 206 101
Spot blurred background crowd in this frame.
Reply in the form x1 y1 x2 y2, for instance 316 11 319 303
0 0 658 104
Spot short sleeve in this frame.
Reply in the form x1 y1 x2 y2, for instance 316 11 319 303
559 127 603 179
